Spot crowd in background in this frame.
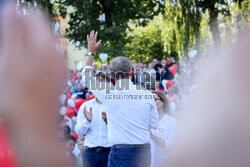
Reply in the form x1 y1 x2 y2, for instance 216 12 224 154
1 3 249 167
58 51 205 167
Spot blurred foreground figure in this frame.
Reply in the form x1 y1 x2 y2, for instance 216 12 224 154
0 3 71 167
167 29 250 167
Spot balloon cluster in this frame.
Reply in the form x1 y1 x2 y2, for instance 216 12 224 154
59 92 95 119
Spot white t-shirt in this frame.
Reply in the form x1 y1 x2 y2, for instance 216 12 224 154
82 67 159 146
151 114 178 167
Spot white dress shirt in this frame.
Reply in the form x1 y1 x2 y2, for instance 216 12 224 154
75 99 110 148
151 114 178 167
82 66 159 146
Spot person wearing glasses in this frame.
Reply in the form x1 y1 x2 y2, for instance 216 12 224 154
150 91 178 167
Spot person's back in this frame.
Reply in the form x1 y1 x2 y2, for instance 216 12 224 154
101 80 158 145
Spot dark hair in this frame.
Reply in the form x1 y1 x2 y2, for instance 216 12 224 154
170 52 177 58
64 126 71 137
152 90 172 115
65 135 76 143
156 57 162 61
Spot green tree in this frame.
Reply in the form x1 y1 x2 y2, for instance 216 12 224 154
125 16 165 62
61 0 164 58
125 0 203 62
195 0 232 51
162 0 202 58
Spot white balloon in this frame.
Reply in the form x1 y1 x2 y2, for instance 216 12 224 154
99 53 108 62
67 80 72 87
59 94 66 105
71 93 77 99
68 99 75 107
59 106 66 115
188 50 197 58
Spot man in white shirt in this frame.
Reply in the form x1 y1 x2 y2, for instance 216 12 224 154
82 30 159 167
75 72 111 167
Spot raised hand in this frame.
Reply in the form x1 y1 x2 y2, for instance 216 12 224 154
83 107 93 122
87 30 101 54
159 68 165 74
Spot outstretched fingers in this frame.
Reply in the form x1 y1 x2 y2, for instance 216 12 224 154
94 31 98 41
97 40 102 49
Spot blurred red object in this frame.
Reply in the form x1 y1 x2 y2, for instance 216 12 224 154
111 78 116 86
66 106 75 118
89 94 95 100
74 98 87 110
71 132 78 140
166 60 168 66
0 121 18 167
169 64 177 74
166 80 174 90
72 73 78 80
66 92 72 99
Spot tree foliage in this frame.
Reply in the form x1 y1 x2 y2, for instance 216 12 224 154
125 16 165 62
61 0 164 57
125 0 249 62
18 0 249 62
126 0 202 61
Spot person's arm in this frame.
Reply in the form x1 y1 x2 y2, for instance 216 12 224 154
75 103 91 136
150 132 166 148
82 31 113 102
85 30 101 67
151 119 178 150
69 118 76 132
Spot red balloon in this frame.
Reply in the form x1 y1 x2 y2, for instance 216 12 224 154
72 73 78 80
168 64 177 74
66 92 72 99
66 106 75 118
74 98 87 110
166 80 174 90
71 132 78 140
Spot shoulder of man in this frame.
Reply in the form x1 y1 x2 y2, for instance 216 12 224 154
79 99 95 110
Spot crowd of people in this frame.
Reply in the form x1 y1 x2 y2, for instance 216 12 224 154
58 31 204 167
1 3 250 167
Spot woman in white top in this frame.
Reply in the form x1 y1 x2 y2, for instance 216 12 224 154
150 90 178 167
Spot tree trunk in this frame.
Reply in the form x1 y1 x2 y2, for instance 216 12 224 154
208 6 221 53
